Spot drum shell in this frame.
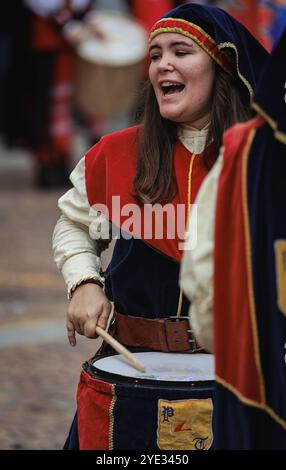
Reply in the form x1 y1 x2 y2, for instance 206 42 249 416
77 356 215 450
74 56 143 118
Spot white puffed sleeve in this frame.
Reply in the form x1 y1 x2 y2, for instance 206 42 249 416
180 151 223 352
52 156 111 299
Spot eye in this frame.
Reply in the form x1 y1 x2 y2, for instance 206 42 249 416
150 53 161 61
175 50 189 57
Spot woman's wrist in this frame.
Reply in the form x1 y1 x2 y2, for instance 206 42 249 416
71 278 104 298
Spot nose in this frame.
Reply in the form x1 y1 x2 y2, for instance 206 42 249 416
158 55 174 72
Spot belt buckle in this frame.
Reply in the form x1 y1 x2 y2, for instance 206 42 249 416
168 316 197 352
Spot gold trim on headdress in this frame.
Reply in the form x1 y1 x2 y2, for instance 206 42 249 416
150 17 253 96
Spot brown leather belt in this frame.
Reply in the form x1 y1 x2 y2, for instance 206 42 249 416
113 312 201 353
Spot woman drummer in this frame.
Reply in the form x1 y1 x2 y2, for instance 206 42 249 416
53 3 268 449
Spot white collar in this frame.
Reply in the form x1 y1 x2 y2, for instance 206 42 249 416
178 123 210 154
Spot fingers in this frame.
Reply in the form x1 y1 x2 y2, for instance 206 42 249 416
66 294 112 343
84 319 99 338
66 319 76 347
84 302 112 337
97 301 112 329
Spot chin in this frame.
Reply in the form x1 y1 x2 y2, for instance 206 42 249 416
159 109 182 123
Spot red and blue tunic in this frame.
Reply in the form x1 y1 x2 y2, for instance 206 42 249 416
85 125 215 320
214 115 286 449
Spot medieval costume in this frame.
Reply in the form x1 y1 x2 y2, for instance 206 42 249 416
181 29 286 448
53 3 268 450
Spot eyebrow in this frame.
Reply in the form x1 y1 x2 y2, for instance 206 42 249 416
149 41 194 52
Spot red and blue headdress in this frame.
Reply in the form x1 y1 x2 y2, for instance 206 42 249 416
150 3 269 99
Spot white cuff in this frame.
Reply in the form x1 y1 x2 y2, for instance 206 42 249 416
61 252 105 299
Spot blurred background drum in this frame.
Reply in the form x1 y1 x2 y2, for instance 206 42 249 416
74 11 148 118
77 352 215 450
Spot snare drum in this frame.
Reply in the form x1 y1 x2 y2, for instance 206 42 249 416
77 352 215 450
74 11 148 118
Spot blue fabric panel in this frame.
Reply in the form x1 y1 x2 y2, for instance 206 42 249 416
247 125 286 423
105 238 190 318
113 380 214 450
214 384 286 449
63 412 80 450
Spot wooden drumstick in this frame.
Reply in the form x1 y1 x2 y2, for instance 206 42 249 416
95 326 146 373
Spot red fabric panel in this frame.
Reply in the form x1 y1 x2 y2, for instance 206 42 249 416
85 127 214 262
214 116 264 403
77 370 114 450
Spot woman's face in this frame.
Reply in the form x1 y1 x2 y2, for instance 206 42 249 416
149 33 215 129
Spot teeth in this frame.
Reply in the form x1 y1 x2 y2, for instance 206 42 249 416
161 82 182 87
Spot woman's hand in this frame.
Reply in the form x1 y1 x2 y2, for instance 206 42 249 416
66 283 111 346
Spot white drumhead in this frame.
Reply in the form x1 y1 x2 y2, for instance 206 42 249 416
93 352 214 382
77 11 148 66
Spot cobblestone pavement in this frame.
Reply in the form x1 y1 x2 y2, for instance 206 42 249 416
0 144 101 450
0 340 99 450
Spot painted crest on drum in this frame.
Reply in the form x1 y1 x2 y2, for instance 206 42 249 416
157 398 213 450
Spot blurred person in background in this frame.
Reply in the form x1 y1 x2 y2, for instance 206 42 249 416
24 0 141 189
0 2 31 153
1 0 152 189
180 28 286 449
2 0 96 189
53 3 268 450
205 0 286 50
174 1 286 50
0 3 21 135
26 0 95 189
130 0 174 29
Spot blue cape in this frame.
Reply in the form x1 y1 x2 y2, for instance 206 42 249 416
252 27 286 143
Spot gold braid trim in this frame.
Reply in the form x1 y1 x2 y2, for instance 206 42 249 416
242 128 266 404
150 18 253 95
150 26 230 75
216 374 286 431
151 18 217 45
215 125 286 434
251 101 286 145
218 42 253 97
176 153 196 319
108 385 117 450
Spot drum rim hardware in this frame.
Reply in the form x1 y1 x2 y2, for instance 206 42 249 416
84 351 215 389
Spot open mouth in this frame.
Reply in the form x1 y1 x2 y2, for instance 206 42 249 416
161 82 185 95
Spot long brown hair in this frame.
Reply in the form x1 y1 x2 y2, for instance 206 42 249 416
134 58 252 205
